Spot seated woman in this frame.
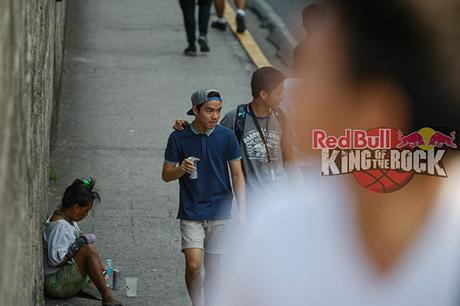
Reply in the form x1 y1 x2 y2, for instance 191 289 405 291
43 178 122 306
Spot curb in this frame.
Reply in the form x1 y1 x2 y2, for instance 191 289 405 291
247 0 298 66
224 0 272 68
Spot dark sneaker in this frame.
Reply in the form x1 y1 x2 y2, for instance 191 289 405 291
183 44 197 56
198 36 210 52
211 20 227 31
236 13 246 33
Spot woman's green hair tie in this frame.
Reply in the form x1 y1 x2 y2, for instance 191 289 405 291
82 178 92 189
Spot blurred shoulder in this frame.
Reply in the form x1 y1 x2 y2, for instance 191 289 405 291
247 174 352 239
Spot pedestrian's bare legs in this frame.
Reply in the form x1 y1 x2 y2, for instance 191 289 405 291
213 0 245 17
234 0 246 33
74 244 119 304
213 0 225 18
185 248 205 306
204 254 221 306
234 0 245 10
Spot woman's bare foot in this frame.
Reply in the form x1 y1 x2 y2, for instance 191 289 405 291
101 294 123 306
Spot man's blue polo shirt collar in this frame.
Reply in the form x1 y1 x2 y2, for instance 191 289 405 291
190 122 215 136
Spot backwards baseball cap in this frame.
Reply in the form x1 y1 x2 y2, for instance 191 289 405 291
187 89 222 116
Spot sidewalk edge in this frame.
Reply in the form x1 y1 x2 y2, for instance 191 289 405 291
247 0 297 66
224 0 272 68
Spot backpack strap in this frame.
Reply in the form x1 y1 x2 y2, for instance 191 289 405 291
235 105 286 143
234 104 248 143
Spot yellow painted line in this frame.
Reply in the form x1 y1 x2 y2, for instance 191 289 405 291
224 0 272 68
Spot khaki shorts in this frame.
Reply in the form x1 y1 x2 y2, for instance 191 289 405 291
44 260 90 299
180 219 230 255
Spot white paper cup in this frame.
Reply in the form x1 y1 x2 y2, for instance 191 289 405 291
126 276 138 297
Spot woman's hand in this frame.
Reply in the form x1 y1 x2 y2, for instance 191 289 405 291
58 255 69 267
81 233 97 244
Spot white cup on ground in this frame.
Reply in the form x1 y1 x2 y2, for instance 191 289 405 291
126 276 138 297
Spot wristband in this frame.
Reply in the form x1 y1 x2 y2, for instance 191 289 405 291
66 236 87 259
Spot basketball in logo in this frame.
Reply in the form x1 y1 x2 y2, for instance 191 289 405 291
353 128 414 193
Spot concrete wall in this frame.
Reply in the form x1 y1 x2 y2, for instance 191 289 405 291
0 0 67 305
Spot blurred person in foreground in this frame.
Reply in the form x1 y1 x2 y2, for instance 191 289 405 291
291 2 328 76
282 2 329 165
217 1 460 305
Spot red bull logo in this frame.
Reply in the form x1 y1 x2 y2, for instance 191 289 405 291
312 127 457 193
428 131 457 149
396 131 424 149
397 127 457 150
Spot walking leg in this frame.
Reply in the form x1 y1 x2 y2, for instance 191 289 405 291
184 248 205 306
179 0 197 46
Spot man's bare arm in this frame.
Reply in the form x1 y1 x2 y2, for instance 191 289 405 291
229 159 246 224
162 159 195 182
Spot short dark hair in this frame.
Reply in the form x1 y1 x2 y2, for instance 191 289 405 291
196 91 221 112
329 0 459 130
61 178 101 209
251 67 285 98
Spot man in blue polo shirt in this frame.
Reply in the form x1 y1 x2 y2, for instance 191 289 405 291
162 89 246 306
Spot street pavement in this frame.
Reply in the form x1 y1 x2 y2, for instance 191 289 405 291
47 0 255 305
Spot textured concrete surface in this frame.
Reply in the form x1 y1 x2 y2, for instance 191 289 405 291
258 0 305 38
48 0 254 305
0 0 66 305
246 0 302 66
